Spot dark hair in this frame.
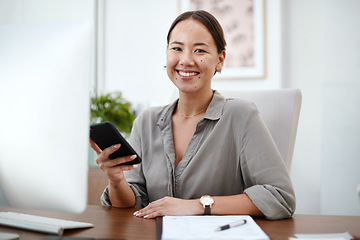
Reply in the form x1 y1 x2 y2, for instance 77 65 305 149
167 10 226 54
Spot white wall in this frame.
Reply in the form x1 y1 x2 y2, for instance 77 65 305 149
0 0 94 24
102 0 283 110
282 0 324 215
101 0 178 112
2 0 359 215
320 0 360 215
283 0 360 215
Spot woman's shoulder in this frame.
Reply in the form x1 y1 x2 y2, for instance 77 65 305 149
134 103 173 124
138 105 166 117
219 97 263 132
223 97 259 117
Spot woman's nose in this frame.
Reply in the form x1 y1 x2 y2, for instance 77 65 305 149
179 51 194 66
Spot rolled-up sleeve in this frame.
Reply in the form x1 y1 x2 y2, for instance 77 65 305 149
100 184 144 208
240 103 296 219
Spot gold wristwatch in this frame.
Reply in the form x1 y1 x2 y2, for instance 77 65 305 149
200 195 214 215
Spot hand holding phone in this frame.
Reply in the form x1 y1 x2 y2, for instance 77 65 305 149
90 122 142 166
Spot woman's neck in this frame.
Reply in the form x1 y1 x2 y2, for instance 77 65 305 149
177 89 214 117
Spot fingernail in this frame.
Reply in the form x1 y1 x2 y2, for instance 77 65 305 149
130 155 137 160
133 211 139 216
143 215 149 219
114 144 120 149
133 165 138 169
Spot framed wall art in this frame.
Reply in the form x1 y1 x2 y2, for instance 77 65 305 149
179 0 266 79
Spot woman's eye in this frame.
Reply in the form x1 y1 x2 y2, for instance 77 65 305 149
195 49 206 53
172 47 182 51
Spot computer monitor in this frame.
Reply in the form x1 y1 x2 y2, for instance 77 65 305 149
0 22 93 214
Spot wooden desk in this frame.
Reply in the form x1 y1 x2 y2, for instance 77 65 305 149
0 206 156 240
254 215 360 239
1 205 360 240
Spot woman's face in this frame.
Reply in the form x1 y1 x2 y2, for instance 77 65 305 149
166 19 225 94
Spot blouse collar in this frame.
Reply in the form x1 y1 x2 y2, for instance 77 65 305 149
157 90 226 129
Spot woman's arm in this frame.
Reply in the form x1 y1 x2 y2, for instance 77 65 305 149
108 173 136 207
211 194 263 216
133 193 263 218
90 139 138 208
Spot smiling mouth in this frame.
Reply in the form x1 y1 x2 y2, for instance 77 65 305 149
177 70 199 77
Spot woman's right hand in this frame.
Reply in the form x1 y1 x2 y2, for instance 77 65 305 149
90 139 138 185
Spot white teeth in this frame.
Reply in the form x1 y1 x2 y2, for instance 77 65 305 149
179 71 197 77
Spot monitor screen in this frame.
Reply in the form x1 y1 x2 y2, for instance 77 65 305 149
0 21 93 213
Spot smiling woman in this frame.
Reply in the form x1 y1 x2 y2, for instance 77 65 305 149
92 10 296 221
165 14 226 167
166 18 225 98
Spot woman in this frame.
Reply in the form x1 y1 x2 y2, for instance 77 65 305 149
90 10 295 220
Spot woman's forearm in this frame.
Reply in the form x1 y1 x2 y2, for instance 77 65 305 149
211 194 264 216
108 179 136 208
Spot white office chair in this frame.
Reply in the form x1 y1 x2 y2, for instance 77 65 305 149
218 89 302 172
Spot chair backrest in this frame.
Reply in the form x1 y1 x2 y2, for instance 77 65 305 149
219 89 302 172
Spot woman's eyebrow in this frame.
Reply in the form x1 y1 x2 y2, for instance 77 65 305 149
169 41 210 48
193 42 210 48
170 41 183 45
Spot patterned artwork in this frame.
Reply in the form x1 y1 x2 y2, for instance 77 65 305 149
190 0 254 68
182 0 265 79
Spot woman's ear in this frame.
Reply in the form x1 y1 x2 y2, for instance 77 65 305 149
216 50 226 72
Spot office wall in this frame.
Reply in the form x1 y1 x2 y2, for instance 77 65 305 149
320 0 360 215
283 0 360 215
102 0 283 110
282 0 324 215
1 0 359 215
99 0 177 111
0 0 94 24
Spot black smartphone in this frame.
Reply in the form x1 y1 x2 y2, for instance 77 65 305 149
90 121 142 165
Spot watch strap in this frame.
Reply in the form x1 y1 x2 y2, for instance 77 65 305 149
204 205 211 215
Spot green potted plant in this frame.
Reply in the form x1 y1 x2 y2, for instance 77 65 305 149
90 91 135 135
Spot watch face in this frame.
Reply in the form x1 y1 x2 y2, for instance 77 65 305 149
200 195 214 206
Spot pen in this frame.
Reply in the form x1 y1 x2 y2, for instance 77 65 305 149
215 219 247 231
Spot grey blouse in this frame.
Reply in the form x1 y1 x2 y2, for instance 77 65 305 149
101 91 296 220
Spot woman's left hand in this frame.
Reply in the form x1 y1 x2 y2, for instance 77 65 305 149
133 196 202 218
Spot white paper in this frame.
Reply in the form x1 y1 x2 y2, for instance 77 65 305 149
161 215 269 240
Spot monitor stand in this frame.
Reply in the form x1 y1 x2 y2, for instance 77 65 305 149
0 232 19 239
